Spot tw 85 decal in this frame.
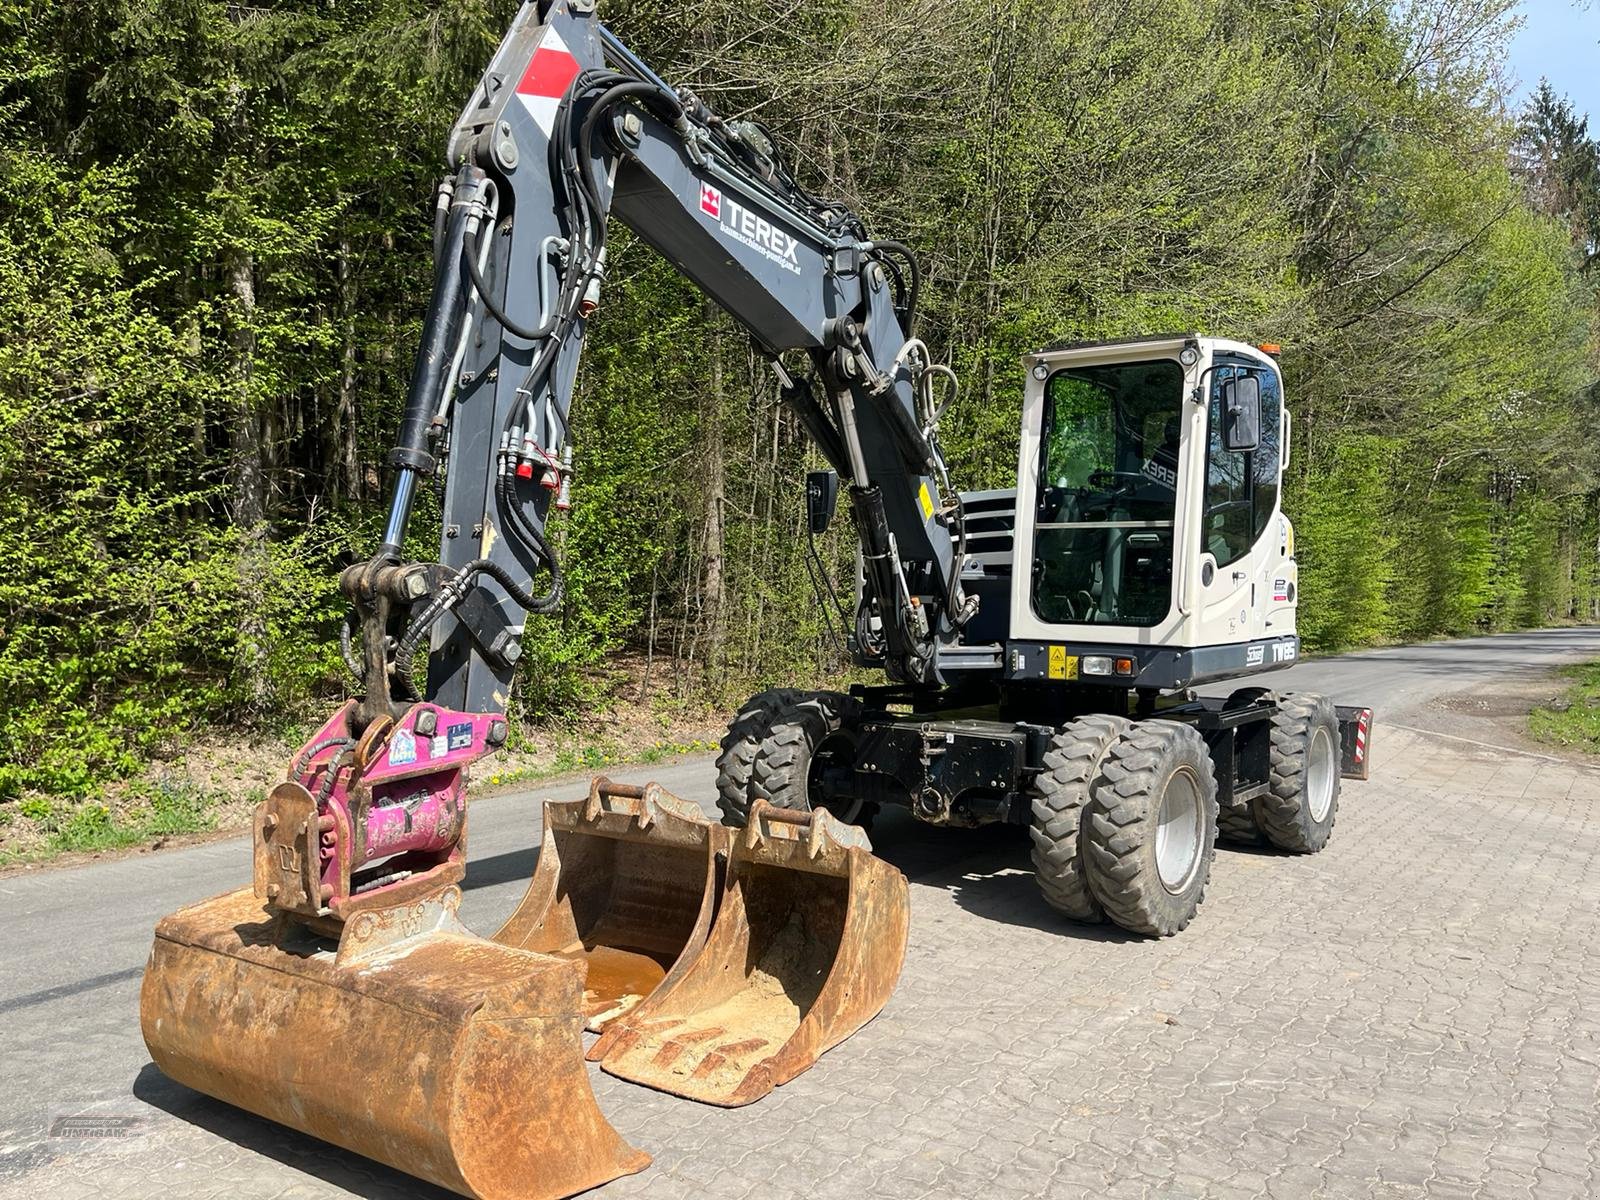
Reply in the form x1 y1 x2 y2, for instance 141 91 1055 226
699 184 802 274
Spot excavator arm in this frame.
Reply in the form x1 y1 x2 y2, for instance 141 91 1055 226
345 0 971 735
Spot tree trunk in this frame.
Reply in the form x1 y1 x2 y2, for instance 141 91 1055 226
227 246 272 719
700 307 728 681
336 235 361 503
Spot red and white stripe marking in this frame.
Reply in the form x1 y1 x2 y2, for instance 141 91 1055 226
1353 708 1371 763
515 27 580 135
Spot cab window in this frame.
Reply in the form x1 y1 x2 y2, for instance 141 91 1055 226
1205 358 1282 568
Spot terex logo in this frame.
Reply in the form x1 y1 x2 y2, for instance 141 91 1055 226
699 182 722 220
698 183 801 273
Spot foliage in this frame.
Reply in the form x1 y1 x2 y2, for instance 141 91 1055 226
1 0 1598 819
1528 660 1600 756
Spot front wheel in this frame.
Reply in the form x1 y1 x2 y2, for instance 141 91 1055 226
1082 721 1219 937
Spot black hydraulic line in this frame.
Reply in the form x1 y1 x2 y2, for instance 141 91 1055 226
464 227 558 343
868 239 921 330
339 614 364 683
290 736 354 785
598 26 680 103
391 541 563 697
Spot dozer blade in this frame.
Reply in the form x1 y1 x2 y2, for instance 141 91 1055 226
140 885 650 1200
493 777 728 1040
593 800 910 1107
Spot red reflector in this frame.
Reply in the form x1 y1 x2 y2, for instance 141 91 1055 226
516 45 580 99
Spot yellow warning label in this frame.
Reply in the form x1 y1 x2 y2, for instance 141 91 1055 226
917 482 935 521
1048 646 1078 680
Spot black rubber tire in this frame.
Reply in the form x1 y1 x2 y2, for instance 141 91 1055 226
746 691 874 828
1253 692 1340 854
1028 714 1132 923
1216 686 1273 845
1083 720 1219 937
715 688 805 826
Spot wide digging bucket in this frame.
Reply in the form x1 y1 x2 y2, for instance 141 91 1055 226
593 800 910 1107
140 885 649 1200
493 778 728 1042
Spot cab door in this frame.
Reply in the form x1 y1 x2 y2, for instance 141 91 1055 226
1194 355 1284 648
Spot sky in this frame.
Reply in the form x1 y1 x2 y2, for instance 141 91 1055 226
1505 0 1600 122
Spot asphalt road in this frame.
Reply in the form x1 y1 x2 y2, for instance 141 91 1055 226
2 626 1598 1199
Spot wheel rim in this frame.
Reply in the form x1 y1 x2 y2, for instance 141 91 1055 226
810 732 864 824
1154 766 1204 894
1307 726 1336 822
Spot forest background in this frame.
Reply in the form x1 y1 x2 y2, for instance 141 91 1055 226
3 0 1599 846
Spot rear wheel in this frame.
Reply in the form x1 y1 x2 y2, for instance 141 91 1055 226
1083 721 1218 937
715 689 805 827
1028 715 1132 923
1254 693 1340 853
743 692 874 828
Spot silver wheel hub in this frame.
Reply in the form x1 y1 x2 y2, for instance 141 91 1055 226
1154 767 1204 894
1307 726 1336 823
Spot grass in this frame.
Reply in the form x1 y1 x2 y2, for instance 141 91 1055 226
1528 660 1600 755
482 736 718 790
0 727 722 867
0 778 222 867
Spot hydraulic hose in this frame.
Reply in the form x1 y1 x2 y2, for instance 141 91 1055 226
867 239 921 330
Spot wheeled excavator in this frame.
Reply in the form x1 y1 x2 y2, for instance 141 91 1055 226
140 3 1376 1198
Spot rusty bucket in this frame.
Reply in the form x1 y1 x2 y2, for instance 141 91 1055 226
140 886 650 1200
492 778 728 1038
593 800 910 1107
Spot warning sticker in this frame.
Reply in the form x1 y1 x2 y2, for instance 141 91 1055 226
1048 646 1079 680
917 482 935 521
388 730 417 767
514 27 580 136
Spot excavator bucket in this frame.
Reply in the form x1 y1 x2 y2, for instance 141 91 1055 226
141 884 650 1200
492 778 728 1039
141 701 653 1200
593 800 910 1107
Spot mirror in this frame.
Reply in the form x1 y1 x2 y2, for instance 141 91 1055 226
806 469 839 534
1222 375 1260 452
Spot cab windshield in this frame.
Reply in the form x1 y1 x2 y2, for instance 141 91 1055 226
1032 359 1183 627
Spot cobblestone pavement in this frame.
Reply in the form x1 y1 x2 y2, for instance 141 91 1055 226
6 706 1600 1197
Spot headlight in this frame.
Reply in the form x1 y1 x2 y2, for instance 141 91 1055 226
1082 656 1113 675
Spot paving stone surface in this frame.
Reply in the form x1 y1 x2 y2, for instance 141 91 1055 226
4 646 1600 1199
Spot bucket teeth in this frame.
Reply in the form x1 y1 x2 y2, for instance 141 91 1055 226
593 799 910 1107
492 777 729 1036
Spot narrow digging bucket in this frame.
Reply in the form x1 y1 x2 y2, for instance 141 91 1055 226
140 886 649 1200
492 778 728 1038
593 800 909 1107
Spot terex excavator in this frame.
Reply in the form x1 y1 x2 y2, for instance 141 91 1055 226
141 2 1377 1197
